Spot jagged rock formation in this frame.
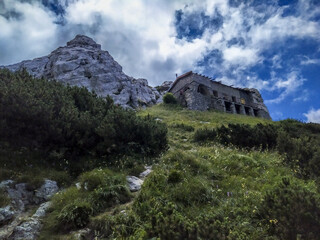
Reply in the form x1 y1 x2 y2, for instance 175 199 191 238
0 179 59 239
1 35 162 108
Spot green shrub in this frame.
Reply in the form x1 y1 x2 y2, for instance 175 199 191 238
163 92 177 104
163 150 207 175
0 69 168 173
91 210 141 239
171 123 194 132
47 170 72 188
194 128 216 142
78 168 124 192
168 169 183 184
90 185 131 212
44 169 131 233
57 201 93 230
172 177 215 206
194 123 278 150
257 178 320 239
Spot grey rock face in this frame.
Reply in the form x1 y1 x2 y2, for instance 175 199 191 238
156 81 173 93
0 206 15 225
126 176 144 192
7 183 33 212
35 180 59 203
2 35 161 108
9 202 51 240
0 180 14 190
139 168 152 178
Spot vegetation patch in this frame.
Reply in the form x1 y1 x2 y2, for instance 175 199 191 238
0 69 167 175
41 168 131 235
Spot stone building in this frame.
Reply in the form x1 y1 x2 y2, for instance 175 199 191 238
168 71 271 119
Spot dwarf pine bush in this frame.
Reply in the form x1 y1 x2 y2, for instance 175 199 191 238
0 69 167 173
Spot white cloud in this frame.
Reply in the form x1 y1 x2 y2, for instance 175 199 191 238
223 47 260 66
301 57 320 65
293 89 309 102
265 71 306 104
0 0 58 64
304 108 320 123
0 0 319 97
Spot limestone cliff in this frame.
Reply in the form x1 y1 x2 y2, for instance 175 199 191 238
1 35 161 108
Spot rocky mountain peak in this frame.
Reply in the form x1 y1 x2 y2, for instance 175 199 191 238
66 35 101 49
1 35 167 108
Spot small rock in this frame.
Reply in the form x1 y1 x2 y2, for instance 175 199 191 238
33 202 51 218
126 176 143 192
0 180 14 190
139 169 152 178
10 218 41 240
7 183 33 211
71 228 91 240
0 206 15 225
120 210 127 215
155 118 163 121
75 182 81 190
35 180 59 202
9 202 51 240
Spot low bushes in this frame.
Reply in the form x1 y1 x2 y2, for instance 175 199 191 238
163 92 177 104
194 123 277 150
170 123 194 132
43 168 131 232
257 178 320 239
194 121 320 179
0 69 167 173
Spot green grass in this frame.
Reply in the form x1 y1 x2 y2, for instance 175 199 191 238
39 104 320 239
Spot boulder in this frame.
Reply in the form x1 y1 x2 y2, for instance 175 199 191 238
7 183 33 211
9 202 51 240
126 176 144 192
139 168 152 178
0 180 14 190
0 206 15 226
35 180 59 202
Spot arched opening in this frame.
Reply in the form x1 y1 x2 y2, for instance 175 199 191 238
197 84 210 96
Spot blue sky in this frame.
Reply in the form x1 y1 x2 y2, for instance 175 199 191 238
0 0 319 122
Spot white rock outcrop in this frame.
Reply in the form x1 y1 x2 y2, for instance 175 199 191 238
2 35 162 108
126 176 144 192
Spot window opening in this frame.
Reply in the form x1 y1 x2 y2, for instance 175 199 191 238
225 102 232 112
245 107 250 115
235 104 241 114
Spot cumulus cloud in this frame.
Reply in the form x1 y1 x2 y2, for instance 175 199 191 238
0 0 319 96
304 108 320 123
0 0 59 64
265 71 306 104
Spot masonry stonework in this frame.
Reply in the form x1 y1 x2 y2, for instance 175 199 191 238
169 71 271 119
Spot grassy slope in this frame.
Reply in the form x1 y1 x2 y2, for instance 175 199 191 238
40 104 318 239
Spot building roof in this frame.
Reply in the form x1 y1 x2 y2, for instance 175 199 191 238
168 71 252 93
168 71 193 92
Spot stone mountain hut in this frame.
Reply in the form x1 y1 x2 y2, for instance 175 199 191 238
168 71 271 119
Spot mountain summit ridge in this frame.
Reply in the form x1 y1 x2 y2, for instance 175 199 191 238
2 35 162 108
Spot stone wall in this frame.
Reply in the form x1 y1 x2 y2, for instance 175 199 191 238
170 72 271 119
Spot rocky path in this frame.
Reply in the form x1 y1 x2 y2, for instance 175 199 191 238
0 166 152 240
0 180 59 240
